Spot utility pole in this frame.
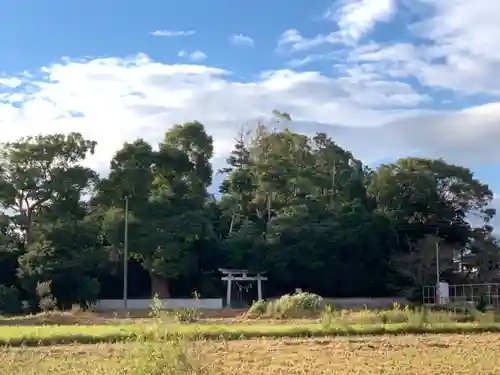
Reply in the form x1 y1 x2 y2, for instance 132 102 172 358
435 235 440 305
435 239 440 283
331 163 336 207
123 196 129 311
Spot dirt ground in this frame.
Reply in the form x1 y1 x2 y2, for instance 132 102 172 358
0 308 249 326
2 334 500 374
206 334 500 374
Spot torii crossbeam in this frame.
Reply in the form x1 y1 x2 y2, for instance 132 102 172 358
219 268 267 307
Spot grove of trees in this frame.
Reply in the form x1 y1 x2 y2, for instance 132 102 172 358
0 114 498 312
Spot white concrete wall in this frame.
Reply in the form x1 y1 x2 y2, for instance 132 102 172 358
322 297 409 309
96 298 223 311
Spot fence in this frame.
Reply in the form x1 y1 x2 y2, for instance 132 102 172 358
423 283 500 308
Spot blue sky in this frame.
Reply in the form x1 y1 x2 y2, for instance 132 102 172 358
0 0 499 225
1 0 330 76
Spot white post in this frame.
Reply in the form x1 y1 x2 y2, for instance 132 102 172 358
257 275 263 301
226 275 232 307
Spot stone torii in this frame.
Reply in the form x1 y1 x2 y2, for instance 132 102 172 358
219 268 267 307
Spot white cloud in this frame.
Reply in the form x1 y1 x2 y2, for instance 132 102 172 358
150 30 195 37
230 34 254 47
410 0 500 94
326 0 397 42
178 50 207 62
341 0 500 94
0 78 22 88
0 54 498 177
277 29 342 53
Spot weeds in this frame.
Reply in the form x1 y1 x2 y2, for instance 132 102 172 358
248 292 323 319
319 301 495 329
247 299 267 316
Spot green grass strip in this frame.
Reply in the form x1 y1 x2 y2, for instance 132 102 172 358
2 323 500 347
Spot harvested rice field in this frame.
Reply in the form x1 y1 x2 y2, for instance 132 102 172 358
2 333 500 374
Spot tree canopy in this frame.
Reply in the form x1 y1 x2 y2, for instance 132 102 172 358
0 116 497 311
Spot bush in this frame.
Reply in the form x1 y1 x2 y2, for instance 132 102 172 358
175 308 201 323
406 307 427 328
471 309 496 324
0 284 21 314
476 294 489 312
39 296 57 312
247 299 267 316
321 304 335 328
36 281 52 298
36 280 57 313
266 292 323 319
149 293 163 319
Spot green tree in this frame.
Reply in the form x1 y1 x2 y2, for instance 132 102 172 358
0 133 97 245
219 130 256 234
218 118 395 297
0 133 103 307
369 157 496 289
99 122 215 298
369 158 495 225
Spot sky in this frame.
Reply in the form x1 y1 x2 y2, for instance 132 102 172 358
0 0 499 227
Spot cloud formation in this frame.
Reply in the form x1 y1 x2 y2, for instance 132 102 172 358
0 54 498 177
150 30 195 37
178 50 207 62
326 0 397 42
230 34 254 47
277 29 342 53
315 0 500 95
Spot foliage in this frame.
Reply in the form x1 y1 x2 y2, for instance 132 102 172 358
0 114 497 305
476 294 490 313
0 285 21 314
248 299 267 316
320 304 334 328
175 308 201 323
261 292 323 318
149 293 163 319
36 281 57 312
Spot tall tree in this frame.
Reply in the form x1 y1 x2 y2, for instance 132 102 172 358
99 122 215 298
0 133 102 307
369 158 495 240
0 133 97 245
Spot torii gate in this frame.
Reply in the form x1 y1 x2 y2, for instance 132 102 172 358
219 268 267 307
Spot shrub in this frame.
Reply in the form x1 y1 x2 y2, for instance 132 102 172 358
36 281 52 298
149 293 163 318
0 284 21 314
476 294 489 312
39 296 58 312
247 299 267 316
406 307 428 328
378 309 408 324
471 309 496 324
266 292 323 319
321 304 335 328
36 280 58 313
175 308 201 323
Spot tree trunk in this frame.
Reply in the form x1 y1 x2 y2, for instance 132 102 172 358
151 273 170 299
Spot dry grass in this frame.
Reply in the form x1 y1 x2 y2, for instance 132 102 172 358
2 334 500 374
0 309 249 326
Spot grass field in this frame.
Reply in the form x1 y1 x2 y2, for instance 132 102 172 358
3 334 500 374
3 320 500 346
3 302 500 374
